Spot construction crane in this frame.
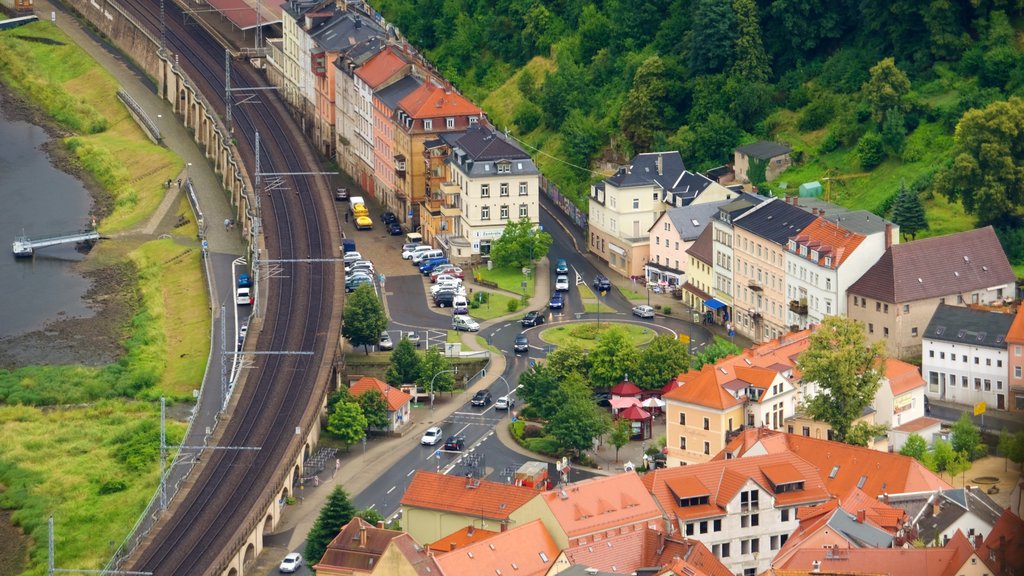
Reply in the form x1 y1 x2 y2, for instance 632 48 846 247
821 168 869 202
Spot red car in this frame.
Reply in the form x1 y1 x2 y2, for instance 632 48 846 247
431 266 463 282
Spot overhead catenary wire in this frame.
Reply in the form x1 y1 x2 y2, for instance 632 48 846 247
500 126 614 179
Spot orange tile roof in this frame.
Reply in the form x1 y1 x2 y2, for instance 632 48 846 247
838 487 907 532
398 80 481 119
400 471 537 519
886 359 926 395
663 365 743 410
777 530 978 576
349 376 411 411
762 462 806 486
564 527 649 573
1007 306 1024 344
978 508 1024 576
354 47 408 88
654 537 734 576
891 416 941 433
641 453 830 521
539 473 662 538
717 430 951 498
789 218 866 269
428 525 498 553
434 519 559 576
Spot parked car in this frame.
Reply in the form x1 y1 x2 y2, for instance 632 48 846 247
279 552 303 573
401 242 422 254
471 390 492 406
555 258 569 274
419 257 450 274
378 331 393 351
387 222 403 235
443 436 466 451
334 187 348 201
404 245 434 260
593 274 611 292
433 273 461 285
452 315 480 332
452 295 469 314
592 392 612 407
343 251 363 264
437 266 464 280
381 211 398 224
548 292 564 310
513 334 530 353
495 395 515 410
430 264 458 281
236 286 253 306
237 273 252 288
420 426 443 446
342 238 357 253
431 279 463 294
355 216 373 230
345 260 374 274
632 304 655 318
345 275 373 292
555 274 570 291
404 331 420 347
521 311 545 327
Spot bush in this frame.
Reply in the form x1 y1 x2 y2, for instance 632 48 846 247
506 299 519 313
856 132 886 170
525 435 562 456
472 291 490 304
797 94 836 131
98 478 128 495
819 130 840 154
510 419 525 440
662 306 672 315
514 101 542 133
569 323 600 340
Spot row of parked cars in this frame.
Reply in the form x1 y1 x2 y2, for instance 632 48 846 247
343 249 376 292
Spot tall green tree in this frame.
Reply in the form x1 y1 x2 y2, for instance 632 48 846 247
610 418 632 463
950 413 986 460
890 179 929 240
845 421 890 447
689 0 737 75
546 386 611 457
588 328 641 390
385 338 421 385
998 429 1024 470
797 316 886 444
620 55 671 152
416 347 455 397
489 218 553 269
305 486 357 564
519 363 562 419
357 389 390 433
691 337 743 369
900 433 929 461
634 334 691 390
327 401 367 450
731 0 771 82
863 58 911 125
935 97 1024 224
545 342 591 382
342 283 387 354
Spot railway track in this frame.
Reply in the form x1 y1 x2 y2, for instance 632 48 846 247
112 0 342 573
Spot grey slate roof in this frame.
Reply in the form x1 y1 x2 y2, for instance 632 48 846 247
375 75 422 110
715 192 767 223
311 10 383 51
828 509 895 548
606 152 686 189
896 488 1005 544
791 197 893 236
736 141 791 160
847 226 1016 303
449 124 538 177
923 305 1014 349
660 200 731 241
664 171 717 206
733 198 818 245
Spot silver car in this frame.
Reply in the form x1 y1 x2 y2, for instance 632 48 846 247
379 331 394 350
632 304 655 318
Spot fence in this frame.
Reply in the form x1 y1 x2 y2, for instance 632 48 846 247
540 176 587 231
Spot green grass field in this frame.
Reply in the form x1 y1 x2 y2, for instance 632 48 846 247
476 264 536 297
469 291 524 321
539 323 655 350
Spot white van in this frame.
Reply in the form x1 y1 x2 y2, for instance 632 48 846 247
405 232 423 245
452 295 469 314
412 249 444 265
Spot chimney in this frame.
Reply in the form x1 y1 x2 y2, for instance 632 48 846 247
657 154 664 176
359 526 368 548
378 521 385 529
883 492 889 505
975 534 983 549
932 497 941 517
857 510 866 523
450 542 457 552
885 223 892 250
467 526 474 537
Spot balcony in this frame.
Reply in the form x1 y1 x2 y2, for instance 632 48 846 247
748 279 763 292
789 299 809 315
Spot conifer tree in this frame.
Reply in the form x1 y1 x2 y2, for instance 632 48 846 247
890 179 929 240
305 486 356 564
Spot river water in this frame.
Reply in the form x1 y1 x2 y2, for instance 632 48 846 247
0 108 95 338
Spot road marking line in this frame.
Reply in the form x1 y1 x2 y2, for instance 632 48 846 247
406 469 415 477
386 486 396 495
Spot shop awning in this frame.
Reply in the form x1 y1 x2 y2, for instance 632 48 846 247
704 298 727 310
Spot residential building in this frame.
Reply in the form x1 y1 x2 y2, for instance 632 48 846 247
350 47 415 193
718 429 951 498
681 226 715 314
733 141 792 183
709 194 766 323
730 197 818 343
392 80 481 230
647 200 729 288
922 305 1016 411
433 519 567 576
772 497 901 568
977 508 1024 576
642 453 832 575
563 530 733 576
334 37 386 188
313 516 403 575
399 471 537 545
371 74 423 211
589 152 734 279
846 226 1016 359
277 0 326 123
347 376 412 432
888 415 942 454
428 525 498 553
369 532 442 575
783 409 882 447
889 487 1004 548
436 124 540 260
509 473 663 551
663 330 811 466
1009 307 1024 411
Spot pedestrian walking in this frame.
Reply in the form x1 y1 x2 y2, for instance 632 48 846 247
344 213 349 223
224 218 231 231
176 178 181 188
313 475 320 487
334 458 340 478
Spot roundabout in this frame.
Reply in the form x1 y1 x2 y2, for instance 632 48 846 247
529 319 676 351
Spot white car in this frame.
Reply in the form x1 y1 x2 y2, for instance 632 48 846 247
345 260 374 274
236 287 253 306
632 304 655 318
378 331 393 351
432 274 461 285
401 242 421 254
421 426 443 445
403 246 433 260
279 552 303 573
431 280 463 295
343 251 363 264
555 274 570 291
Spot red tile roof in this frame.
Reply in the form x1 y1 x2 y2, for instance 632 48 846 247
314 517 402 572
886 360 925 396
978 508 1024 576
354 47 409 88
539 473 663 539
847 226 1015 303
642 453 830 521
776 530 978 576
398 80 481 120
788 218 866 269
686 225 715 265
428 525 498 553
762 462 806 486
663 365 744 410
349 376 411 411
400 471 537 519
434 519 559 576
838 487 907 532
382 533 442 576
891 416 941 433
1007 306 1024 344
654 536 734 576
564 527 649 573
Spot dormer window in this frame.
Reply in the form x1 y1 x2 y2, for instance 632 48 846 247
423 119 433 130
799 246 807 256
788 239 797 251
446 117 455 129
824 257 832 268
810 250 819 260
678 495 710 507
497 162 511 174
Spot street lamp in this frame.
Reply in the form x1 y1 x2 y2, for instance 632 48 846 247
186 162 192 184
429 369 457 411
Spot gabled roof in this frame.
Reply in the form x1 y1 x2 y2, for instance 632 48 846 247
923 304 1015 349
563 527 651 573
1007 306 1024 344
891 416 941 433
733 198 818 245
400 471 536 519
718 430 950 498
314 516 402 572
397 80 481 120
354 46 410 88
885 359 926 396
429 525 498 553
349 376 411 411
434 519 560 576
538 473 662 538
658 200 730 241
375 74 423 110
736 140 791 160
776 530 978 576
310 10 383 52
847 226 1015 303
642 453 830 521
787 218 866 270
455 123 530 161
381 533 443 575
606 151 686 189
664 171 718 205
894 487 1005 544
790 197 894 236
653 536 734 576
663 365 744 410
686 225 715 265
978 508 1024 576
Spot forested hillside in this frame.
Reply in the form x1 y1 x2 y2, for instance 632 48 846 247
372 0 1024 272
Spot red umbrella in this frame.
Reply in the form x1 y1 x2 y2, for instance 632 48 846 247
611 378 641 397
